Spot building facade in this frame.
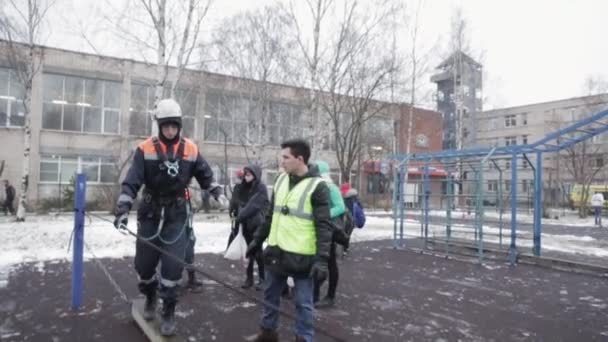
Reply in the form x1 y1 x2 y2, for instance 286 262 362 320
473 94 608 207
0 43 441 210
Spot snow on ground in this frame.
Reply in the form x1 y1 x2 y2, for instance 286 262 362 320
366 208 600 227
0 212 607 289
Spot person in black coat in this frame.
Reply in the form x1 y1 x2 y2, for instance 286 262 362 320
3 180 15 216
232 164 269 290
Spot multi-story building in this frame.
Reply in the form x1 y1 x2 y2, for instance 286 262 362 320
0 42 441 210
474 94 608 206
431 51 483 150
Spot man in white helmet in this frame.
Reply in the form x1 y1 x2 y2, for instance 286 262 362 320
114 98 223 336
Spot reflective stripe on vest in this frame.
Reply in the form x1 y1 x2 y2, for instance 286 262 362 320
268 173 322 255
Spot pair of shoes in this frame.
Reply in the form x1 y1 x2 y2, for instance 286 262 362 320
241 278 254 289
252 328 278 342
255 279 265 291
314 296 335 308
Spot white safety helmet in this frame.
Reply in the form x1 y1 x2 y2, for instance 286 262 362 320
154 98 182 128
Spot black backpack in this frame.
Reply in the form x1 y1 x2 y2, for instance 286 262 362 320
332 212 354 246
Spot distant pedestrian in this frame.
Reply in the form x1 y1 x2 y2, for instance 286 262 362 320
2 180 15 216
591 192 604 227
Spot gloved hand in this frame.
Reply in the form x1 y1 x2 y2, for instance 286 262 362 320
209 185 223 202
245 239 261 259
309 257 328 283
113 206 129 231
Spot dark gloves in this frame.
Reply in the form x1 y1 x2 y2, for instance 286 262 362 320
245 239 261 259
209 185 223 202
113 206 129 231
309 257 328 283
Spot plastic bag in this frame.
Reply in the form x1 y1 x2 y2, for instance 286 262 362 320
224 224 248 261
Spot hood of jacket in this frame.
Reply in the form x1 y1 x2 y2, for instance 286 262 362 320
244 164 263 185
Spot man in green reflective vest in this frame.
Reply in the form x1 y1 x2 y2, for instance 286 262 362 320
246 139 332 342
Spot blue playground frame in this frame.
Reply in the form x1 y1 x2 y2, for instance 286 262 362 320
392 109 608 264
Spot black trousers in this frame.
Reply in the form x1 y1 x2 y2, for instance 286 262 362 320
135 199 189 304
2 199 15 215
242 224 264 281
314 242 338 301
185 228 195 265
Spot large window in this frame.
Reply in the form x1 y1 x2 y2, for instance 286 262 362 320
42 73 121 134
39 155 117 184
129 84 194 137
504 114 516 127
0 68 26 127
204 93 303 145
174 88 198 138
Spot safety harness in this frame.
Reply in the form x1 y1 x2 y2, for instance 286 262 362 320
152 136 185 178
140 137 190 245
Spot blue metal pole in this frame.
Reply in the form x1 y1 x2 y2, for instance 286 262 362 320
72 173 87 310
423 165 430 245
533 152 543 256
509 153 518 265
446 167 453 255
393 166 399 248
399 164 405 247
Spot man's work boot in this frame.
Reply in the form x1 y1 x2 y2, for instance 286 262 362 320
295 335 306 342
138 280 158 321
160 301 177 336
143 293 157 321
241 277 254 289
186 270 203 293
253 328 278 342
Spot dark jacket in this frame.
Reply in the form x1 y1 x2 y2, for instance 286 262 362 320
5 185 15 201
233 164 269 232
253 167 333 277
116 137 216 212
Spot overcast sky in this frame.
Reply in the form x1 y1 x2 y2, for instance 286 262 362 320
38 0 608 110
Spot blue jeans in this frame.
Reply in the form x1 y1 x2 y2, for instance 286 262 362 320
594 207 602 226
261 270 315 341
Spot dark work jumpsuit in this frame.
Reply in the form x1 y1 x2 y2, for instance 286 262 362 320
116 136 217 305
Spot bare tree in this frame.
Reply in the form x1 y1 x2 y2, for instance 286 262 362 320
208 4 294 167
316 0 399 182
0 0 54 221
106 0 211 135
560 79 608 217
282 0 335 153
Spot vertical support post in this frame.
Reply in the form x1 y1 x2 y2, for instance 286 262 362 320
392 166 399 248
423 164 430 245
446 165 453 255
476 160 485 263
533 151 543 256
71 173 87 310
473 167 479 242
399 163 406 247
508 153 518 265
498 167 503 248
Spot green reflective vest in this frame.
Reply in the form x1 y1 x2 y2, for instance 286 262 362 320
268 173 323 255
